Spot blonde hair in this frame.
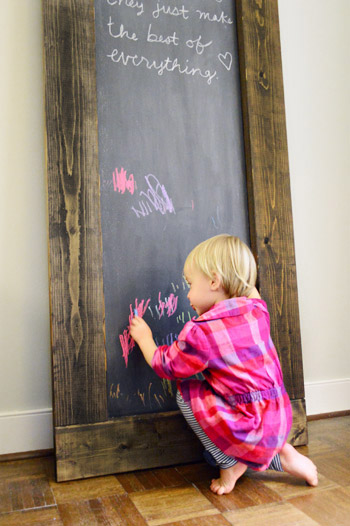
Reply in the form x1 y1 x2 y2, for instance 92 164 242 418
184 234 257 298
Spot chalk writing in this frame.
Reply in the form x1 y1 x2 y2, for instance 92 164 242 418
109 383 121 399
119 329 134 368
162 378 174 397
132 298 151 318
218 52 233 71
137 389 146 405
152 3 190 20
195 9 233 24
120 297 151 366
111 168 175 219
102 0 238 86
107 49 217 85
186 35 213 55
131 174 175 218
109 382 174 408
113 166 136 194
171 282 179 293
176 310 193 324
147 24 179 46
153 393 164 407
211 205 222 229
155 332 178 347
120 282 183 367
107 0 144 17
108 18 138 41
155 292 178 319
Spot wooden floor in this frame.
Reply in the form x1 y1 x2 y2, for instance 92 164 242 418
0 416 349 525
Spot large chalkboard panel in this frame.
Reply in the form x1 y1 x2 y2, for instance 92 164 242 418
94 0 249 418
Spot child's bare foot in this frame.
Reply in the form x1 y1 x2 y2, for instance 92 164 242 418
279 443 318 486
210 462 247 495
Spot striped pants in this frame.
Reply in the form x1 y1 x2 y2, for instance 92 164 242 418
176 391 283 471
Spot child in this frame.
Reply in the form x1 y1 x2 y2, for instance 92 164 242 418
130 234 318 495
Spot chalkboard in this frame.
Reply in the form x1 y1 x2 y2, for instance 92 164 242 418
94 0 250 417
43 0 307 482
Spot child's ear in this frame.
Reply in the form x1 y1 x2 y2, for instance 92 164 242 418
210 273 222 291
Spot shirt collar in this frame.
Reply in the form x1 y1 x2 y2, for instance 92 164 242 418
194 297 266 322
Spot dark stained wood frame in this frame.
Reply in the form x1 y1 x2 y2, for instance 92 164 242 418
42 0 307 482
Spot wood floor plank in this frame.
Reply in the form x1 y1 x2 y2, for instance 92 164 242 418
104 494 149 526
247 468 338 499
148 467 188 488
223 502 320 526
0 457 54 481
49 474 125 504
165 515 232 526
0 477 55 513
8 480 23 512
57 494 148 526
290 486 350 526
309 451 350 486
124 470 163 491
58 500 99 525
117 466 186 493
32 477 56 507
0 481 12 513
175 462 217 486
129 485 219 526
195 475 282 512
0 507 62 526
304 416 350 456
116 472 145 493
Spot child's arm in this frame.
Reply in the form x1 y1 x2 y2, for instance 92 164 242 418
130 317 157 367
131 318 209 380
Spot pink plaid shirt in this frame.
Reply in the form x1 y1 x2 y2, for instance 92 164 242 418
152 297 292 470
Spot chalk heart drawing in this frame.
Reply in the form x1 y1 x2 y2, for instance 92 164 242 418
218 52 233 71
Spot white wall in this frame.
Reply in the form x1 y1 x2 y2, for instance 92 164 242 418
0 0 52 454
0 0 349 455
278 0 350 414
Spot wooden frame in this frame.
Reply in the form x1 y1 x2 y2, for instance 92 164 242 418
43 0 307 482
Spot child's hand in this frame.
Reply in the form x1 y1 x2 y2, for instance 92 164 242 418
130 316 153 345
130 317 157 367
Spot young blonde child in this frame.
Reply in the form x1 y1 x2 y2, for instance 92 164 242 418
130 234 317 494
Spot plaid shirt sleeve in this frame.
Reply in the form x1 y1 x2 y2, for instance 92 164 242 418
151 321 209 380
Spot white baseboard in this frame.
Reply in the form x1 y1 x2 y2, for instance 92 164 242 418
305 378 350 416
0 379 349 455
0 408 53 456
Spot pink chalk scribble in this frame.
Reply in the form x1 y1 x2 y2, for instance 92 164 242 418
119 329 135 368
119 298 151 367
113 167 136 195
155 292 178 319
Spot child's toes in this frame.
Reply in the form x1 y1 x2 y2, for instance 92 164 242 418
210 478 227 495
210 478 221 494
